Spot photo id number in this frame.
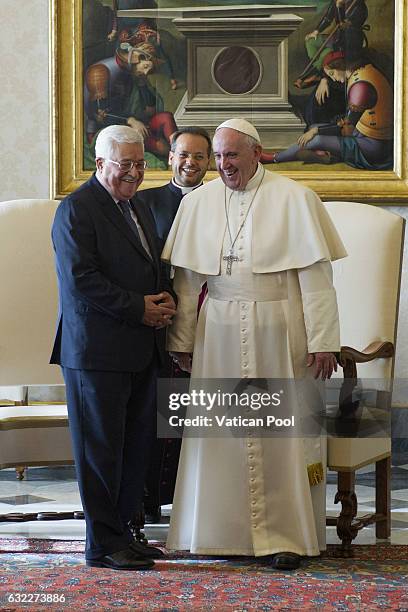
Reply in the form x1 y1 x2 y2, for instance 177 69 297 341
7 593 66 603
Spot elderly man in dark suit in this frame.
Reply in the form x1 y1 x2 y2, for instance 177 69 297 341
51 125 177 571
138 126 211 523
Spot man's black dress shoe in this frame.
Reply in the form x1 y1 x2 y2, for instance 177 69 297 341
130 540 164 559
86 548 154 570
270 552 301 571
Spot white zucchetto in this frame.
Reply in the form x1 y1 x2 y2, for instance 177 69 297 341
215 118 261 143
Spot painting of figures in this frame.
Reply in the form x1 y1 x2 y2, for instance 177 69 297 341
81 0 394 173
275 0 394 171
83 1 187 169
52 0 407 200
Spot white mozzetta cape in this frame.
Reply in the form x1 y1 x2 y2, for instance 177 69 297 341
162 167 347 273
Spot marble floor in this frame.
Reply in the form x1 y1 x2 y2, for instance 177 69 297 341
1 464 408 545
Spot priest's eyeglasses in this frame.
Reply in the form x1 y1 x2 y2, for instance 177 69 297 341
106 159 148 172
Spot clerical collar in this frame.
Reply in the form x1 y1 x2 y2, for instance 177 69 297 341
171 178 203 196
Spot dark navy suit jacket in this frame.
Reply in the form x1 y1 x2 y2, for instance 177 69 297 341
50 174 175 373
138 182 183 242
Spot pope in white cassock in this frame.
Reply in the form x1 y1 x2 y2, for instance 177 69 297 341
161 118 347 570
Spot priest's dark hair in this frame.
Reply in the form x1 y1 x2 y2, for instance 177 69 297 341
170 127 212 156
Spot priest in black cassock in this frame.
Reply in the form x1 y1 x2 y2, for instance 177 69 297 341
138 126 211 522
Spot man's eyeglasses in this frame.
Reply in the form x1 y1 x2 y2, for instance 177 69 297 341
106 159 148 172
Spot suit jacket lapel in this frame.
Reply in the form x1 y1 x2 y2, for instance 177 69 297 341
89 175 153 263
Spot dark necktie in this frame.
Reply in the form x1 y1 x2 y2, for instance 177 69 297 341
118 200 152 260
118 200 142 243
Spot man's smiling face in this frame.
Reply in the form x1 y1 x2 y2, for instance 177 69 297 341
213 128 261 191
169 133 210 188
96 142 145 201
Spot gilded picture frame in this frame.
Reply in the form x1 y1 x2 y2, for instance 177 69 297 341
50 0 408 203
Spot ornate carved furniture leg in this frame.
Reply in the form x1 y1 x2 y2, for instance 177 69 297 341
15 466 26 480
128 510 148 544
376 456 391 538
334 471 358 556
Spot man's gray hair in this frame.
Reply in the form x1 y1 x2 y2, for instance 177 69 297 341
243 134 261 149
95 125 144 160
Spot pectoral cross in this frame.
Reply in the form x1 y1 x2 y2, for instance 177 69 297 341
223 249 239 275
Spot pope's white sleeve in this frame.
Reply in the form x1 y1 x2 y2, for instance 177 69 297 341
166 267 206 352
298 260 341 353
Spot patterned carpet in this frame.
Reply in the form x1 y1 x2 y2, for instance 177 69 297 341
0 540 407 610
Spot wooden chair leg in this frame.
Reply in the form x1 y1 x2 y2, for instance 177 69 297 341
334 470 358 556
375 456 391 539
128 510 148 544
15 466 26 480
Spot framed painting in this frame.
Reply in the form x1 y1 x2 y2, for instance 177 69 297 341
50 0 408 202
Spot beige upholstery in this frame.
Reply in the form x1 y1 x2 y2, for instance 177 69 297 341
0 406 71 469
326 201 402 380
0 199 72 475
0 199 63 386
325 202 403 470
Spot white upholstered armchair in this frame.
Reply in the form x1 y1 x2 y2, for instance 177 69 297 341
324 201 404 555
0 199 74 521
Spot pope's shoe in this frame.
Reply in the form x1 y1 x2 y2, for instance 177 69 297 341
130 539 165 559
86 547 154 570
270 552 301 571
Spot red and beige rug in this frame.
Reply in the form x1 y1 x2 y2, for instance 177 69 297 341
0 540 407 610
